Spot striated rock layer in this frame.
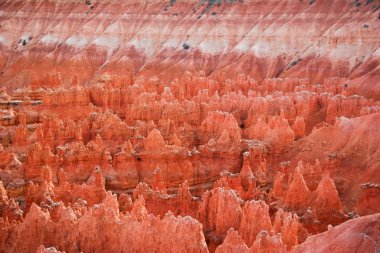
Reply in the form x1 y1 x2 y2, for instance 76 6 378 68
0 0 379 252
0 0 379 98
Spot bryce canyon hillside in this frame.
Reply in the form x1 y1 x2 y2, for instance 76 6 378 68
0 0 379 252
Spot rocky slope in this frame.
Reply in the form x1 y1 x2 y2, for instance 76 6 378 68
0 0 379 252
1 0 380 97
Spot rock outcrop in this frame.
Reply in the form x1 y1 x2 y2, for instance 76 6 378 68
0 0 378 252
293 214 380 253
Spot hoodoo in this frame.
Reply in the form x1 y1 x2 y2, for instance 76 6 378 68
0 0 379 252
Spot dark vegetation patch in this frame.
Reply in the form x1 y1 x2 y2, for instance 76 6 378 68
182 43 190 50
19 39 28 46
85 0 94 11
353 0 361 7
164 0 176 11
287 58 302 69
197 0 243 19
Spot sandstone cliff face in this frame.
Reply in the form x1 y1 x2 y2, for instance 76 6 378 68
0 0 379 252
1 0 379 98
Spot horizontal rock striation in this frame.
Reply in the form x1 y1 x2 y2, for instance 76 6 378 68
0 0 379 252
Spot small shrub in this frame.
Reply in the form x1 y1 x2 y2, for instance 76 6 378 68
182 43 190 50
287 58 302 69
353 0 361 7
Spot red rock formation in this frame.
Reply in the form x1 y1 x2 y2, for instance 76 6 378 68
292 116 305 139
250 231 286 253
215 228 249 253
2 1 378 94
355 183 380 216
0 1 378 252
197 187 242 237
240 152 255 191
285 112 380 209
239 200 272 247
143 128 166 152
245 113 295 156
312 173 347 229
0 181 9 216
1 194 209 253
293 214 380 253
35 246 62 253
272 209 304 250
272 171 288 199
215 228 287 253
199 111 242 145
131 195 149 221
284 163 311 210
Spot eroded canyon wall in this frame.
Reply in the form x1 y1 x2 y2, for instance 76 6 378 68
0 0 379 97
0 0 379 252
